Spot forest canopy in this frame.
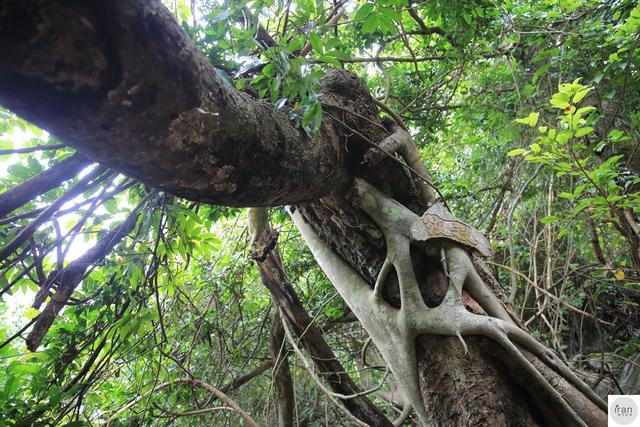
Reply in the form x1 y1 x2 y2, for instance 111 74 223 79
0 0 638 426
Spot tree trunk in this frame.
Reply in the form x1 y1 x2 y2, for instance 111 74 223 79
270 313 294 427
0 1 607 425
249 208 393 426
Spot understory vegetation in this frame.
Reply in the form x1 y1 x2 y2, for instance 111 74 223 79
0 0 639 425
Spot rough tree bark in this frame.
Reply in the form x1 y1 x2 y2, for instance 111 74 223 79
248 207 393 426
0 1 607 426
0 0 348 207
269 314 294 427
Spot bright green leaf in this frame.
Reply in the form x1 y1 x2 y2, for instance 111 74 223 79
507 148 527 156
574 127 594 138
354 3 374 20
514 112 539 127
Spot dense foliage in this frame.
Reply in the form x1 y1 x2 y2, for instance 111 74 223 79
0 0 638 425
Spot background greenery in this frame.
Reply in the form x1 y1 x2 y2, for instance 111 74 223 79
0 0 639 425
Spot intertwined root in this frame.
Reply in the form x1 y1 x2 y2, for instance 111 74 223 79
290 179 605 427
355 179 606 426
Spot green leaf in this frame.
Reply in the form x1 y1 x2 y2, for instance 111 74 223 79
530 143 541 153
514 112 539 127
316 54 341 67
379 6 401 22
554 91 570 101
550 97 570 109
532 63 551 85
354 3 374 20
556 130 572 144
574 127 593 138
558 192 574 199
24 307 40 320
7 362 40 376
607 195 623 202
302 103 322 131
362 14 379 34
309 32 323 54
550 91 571 109
573 87 591 103
507 148 527 156
609 129 625 141
540 215 557 224
592 71 604 84
574 198 593 213
575 106 596 117
3 375 18 397
557 228 569 239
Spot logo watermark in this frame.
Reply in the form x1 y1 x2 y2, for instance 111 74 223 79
609 395 640 426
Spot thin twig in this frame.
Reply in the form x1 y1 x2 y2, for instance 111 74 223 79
485 260 613 326
0 143 67 155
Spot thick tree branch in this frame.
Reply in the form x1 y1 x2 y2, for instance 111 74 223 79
0 0 348 207
248 208 393 427
0 153 89 218
405 5 458 47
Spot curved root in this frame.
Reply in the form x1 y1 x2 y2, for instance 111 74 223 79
291 179 605 427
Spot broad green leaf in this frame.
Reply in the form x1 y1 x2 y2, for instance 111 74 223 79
7 362 40 376
362 14 379 33
354 3 374 20
573 87 591 103
574 127 594 138
550 91 571 109
550 98 570 109
507 148 527 156
540 215 557 224
514 112 539 127
309 32 323 54
24 307 40 320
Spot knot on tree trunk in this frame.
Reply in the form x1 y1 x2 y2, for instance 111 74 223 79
251 229 278 262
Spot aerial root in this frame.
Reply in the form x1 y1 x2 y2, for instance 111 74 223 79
440 247 606 416
440 247 449 277
393 403 413 427
455 330 468 354
479 319 588 427
374 255 394 299
506 325 607 411
347 180 605 426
